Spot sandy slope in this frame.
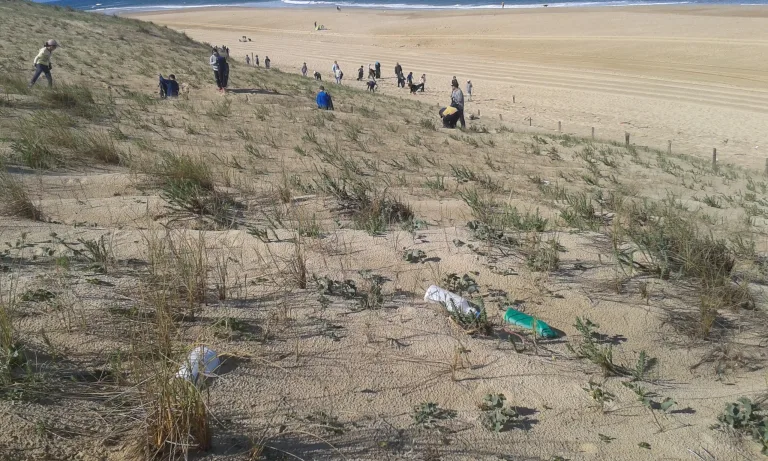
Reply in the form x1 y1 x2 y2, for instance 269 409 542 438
129 6 768 170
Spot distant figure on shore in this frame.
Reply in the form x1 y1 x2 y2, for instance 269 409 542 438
336 6 341 11
394 62 402 77
314 71 322 81
245 55 251 66
255 55 260 67
375 61 381 79
466 80 473 101
209 48 223 91
419 74 426 92
158 74 179 98
357 66 364 81
301 62 308 77
451 76 458 88
502 2 505 8
316 85 334 110
439 106 460 128
367 78 377 92
29 39 59 88
332 60 340 77
264 56 271 69
368 64 375 79
450 80 466 128
407 71 413 86
397 71 406 88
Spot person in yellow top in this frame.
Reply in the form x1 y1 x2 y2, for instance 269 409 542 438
30 39 59 88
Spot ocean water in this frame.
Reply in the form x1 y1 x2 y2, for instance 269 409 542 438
39 0 768 14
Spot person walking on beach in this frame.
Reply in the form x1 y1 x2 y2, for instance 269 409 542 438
334 66 343 84
368 64 375 79
210 48 223 91
357 65 364 81
466 80 473 101
264 56 271 69
301 62 308 77
407 71 413 86
332 60 339 75
419 74 426 92
245 55 251 66
450 80 465 128
375 61 381 79
29 39 59 88
255 55 260 67
394 62 402 78
397 71 406 88
451 75 459 88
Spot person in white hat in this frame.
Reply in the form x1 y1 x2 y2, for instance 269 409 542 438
30 39 59 88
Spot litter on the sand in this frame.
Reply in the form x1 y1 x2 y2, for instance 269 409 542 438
424 285 479 317
177 346 220 384
503 307 558 338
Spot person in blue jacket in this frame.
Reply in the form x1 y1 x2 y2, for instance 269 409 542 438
316 86 334 110
159 74 179 98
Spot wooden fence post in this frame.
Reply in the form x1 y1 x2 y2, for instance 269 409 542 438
558 121 561 132
764 158 768 176
591 127 595 139
712 148 717 170
668 140 672 155
513 95 515 104
625 132 630 147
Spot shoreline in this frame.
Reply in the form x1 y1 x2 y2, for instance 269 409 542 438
103 2 768 15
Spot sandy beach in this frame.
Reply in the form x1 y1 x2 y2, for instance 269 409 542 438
129 6 768 170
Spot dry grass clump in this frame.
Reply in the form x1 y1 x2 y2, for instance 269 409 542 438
40 83 104 120
315 170 413 234
614 202 751 337
0 169 41 220
78 130 123 165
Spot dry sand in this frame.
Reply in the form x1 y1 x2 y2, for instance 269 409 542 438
3 3 768 460
130 6 768 170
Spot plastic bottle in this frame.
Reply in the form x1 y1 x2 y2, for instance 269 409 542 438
177 346 220 384
424 285 478 317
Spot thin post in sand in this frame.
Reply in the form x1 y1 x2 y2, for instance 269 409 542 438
513 95 515 103
764 158 768 176
625 132 630 147
668 140 672 155
712 148 718 170
558 121 561 132
591 127 595 139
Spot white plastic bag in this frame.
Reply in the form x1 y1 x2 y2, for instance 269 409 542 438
424 285 477 316
177 346 220 384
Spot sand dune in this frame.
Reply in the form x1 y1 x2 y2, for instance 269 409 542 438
131 6 768 170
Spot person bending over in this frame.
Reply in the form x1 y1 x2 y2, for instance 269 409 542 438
367 79 377 92
450 80 466 128
439 106 460 129
314 71 322 81
316 86 334 110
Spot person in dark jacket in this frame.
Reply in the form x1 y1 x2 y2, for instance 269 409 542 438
397 71 405 88
374 61 381 79
159 74 179 98
316 86 334 110
367 79 377 92
394 62 402 77
357 65 364 81
264 56 271 69
406 71 413 86
439 106 460 128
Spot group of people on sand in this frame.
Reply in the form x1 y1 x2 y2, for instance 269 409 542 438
26 36 471 129
244 53 270 69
